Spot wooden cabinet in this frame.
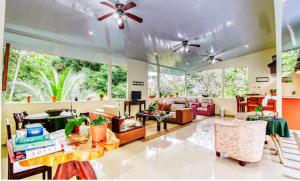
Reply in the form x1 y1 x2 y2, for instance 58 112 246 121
247 96 276 112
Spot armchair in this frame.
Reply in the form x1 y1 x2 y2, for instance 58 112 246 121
214 120 267 166
196 102 215 116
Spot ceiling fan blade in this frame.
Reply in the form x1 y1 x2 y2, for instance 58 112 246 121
199 55 208 57
188 44 201 47
173 46 182 52
119 21 125 29
215 58 223 61
125 12 143 23
100 1 117 10
97 13 113 21
123 2 136 10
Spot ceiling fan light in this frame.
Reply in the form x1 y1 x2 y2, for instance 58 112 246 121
113 13 119 19
179 47 185 52
185 47 190 52
117 18 123 25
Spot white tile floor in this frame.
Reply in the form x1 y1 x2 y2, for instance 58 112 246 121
2 116 291 179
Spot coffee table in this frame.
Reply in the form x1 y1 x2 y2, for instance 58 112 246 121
136 112 171 131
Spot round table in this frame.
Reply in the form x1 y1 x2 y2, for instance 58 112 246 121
23 112 74 132
12 129 119 179
246 115 290 164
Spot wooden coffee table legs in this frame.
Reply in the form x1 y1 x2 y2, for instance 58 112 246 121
156 121 167 131
270 134 284 164
53 161 97 180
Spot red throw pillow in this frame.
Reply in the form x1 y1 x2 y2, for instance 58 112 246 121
163 104 172 111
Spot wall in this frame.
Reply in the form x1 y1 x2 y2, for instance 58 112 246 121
2 58 149 144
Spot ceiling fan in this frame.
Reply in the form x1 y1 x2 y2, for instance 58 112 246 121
200 47 223 63
97 1 143 29
172 40 201 53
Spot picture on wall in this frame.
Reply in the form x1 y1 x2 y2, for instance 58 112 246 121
256 77 269 82
282 77 293 83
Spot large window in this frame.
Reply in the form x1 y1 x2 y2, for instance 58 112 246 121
187 69 223 97
160 67 185 97
148 64 158 97
282 49 299 73
112 65 127 99
224 66 248 98
4 48 112 102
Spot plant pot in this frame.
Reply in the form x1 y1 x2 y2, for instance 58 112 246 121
51 96 57 102
26 96 31 103
149 95 155 99
90 125 107 142
271 92 276 96
99 96 104 101
72 125 80 133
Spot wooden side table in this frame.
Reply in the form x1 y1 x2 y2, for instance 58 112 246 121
124 100 146 115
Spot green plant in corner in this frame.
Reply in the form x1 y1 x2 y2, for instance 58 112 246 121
90 115 110 126
65 116 86 136
254 106 263 118
148 100 158 113
99 91 105 100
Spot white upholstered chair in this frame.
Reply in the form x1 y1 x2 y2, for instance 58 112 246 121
214 120 267 166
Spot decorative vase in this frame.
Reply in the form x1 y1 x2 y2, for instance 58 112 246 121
51 96 57 102
90 125 107 142
26 96 31 103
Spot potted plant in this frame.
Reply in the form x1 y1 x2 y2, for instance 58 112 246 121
175 92 179 97
90 115 110 142
270 89 276 96
64 116 86 137
254 106 263 118
51 95 57 102
99 91 105 101
148 101 158 114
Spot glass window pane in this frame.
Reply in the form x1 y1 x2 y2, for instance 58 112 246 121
4 48 109 102
148 64 158 97
187 69 222 97
112 65 127 99
160 67 185 97
282 49 299 73
224 66 248 98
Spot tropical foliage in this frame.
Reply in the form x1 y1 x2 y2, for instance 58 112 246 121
4 49 127 102
282 49 298 73
224 66 248 98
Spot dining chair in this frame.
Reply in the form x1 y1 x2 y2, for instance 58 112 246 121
235 96 247 112
6 119 52 180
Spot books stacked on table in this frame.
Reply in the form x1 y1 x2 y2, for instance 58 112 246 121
9 123 62 161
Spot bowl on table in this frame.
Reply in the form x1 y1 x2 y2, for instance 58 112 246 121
45 109 63 116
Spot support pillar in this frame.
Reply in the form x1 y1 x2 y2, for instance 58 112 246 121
155 55 160 98
274 0 283 116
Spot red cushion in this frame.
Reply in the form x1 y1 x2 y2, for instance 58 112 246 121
163 104 172 111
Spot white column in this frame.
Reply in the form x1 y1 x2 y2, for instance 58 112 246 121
274 0 283 116
107 54 112 101
184 71 188 96
155 55 160 98
0 0 6 127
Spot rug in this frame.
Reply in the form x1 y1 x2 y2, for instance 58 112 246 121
281 131 300 179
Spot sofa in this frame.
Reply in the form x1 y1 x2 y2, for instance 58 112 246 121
89 105 146 145
214 119 267 166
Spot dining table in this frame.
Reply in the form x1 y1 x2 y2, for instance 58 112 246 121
8 128 119 179
23 111 74 132
246 115 290 164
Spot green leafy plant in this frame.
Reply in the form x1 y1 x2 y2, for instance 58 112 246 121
90 115 110 126
254 106 263 113
64 116 86 136
148 101 158 112
98 91 105 98
270 89 276 93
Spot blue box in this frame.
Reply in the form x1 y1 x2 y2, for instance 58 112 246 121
25 123 44 137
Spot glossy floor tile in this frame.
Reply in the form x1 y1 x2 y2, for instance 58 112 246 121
1 116 291 179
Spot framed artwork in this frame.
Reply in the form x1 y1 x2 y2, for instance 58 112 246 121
282 77 293 83
133 81 144 86
256 77 269 82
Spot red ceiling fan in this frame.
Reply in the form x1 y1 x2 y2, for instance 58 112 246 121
172 40 201 53
97 1 143 29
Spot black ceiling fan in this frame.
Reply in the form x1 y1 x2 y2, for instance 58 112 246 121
172 40 201 53
97 1 143 29
200 47 223 63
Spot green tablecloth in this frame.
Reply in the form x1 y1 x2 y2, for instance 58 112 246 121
246 115 290 138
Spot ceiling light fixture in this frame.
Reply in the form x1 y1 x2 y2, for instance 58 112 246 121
88 31 94 35
226 21 233 27
245 44 249 48
117 18 123 25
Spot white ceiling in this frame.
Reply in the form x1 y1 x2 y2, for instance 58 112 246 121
4 0 276 71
